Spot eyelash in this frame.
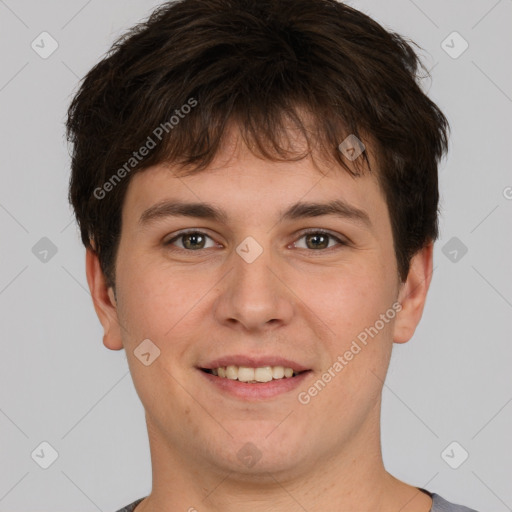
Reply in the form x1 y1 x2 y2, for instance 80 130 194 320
163 229 349 254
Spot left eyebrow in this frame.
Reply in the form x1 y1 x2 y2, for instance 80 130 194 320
279 199 372 228
138 198 372 229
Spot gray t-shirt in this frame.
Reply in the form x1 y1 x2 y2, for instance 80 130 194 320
114 490 480 511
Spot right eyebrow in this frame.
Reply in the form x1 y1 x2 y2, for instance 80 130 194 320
139 200 229 226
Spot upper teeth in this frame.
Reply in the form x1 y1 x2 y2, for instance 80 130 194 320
211 365 296 382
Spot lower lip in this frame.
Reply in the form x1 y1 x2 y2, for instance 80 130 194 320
198 369 312 400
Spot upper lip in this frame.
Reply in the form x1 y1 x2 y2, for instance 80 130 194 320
199 355 310 373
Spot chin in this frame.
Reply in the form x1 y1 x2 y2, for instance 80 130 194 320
205 426 308 476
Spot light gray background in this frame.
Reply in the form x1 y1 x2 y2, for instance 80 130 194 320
0 0 511 511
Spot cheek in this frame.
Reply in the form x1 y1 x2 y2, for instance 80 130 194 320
298 262 396 395
116 261 205 430
115 255 202 349
297 261 395 343
290 267 396 450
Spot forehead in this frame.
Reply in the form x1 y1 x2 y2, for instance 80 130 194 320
122 124 387 231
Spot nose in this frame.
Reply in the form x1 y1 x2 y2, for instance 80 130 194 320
213 241 294 332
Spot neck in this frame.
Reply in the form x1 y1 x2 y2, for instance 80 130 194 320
136 401 431 512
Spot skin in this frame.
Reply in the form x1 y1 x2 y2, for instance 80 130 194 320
87 123 434 512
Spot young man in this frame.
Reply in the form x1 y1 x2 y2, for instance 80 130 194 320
66 0 479 510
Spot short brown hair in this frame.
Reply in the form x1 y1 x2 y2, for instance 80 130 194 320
66 0 449 289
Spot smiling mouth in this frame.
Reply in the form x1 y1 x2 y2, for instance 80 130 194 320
200 365 309 383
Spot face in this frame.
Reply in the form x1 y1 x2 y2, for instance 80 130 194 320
88 126 432 480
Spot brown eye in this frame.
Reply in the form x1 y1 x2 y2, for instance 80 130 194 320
305 233 329 250
165 231 215 251
294 230 347 251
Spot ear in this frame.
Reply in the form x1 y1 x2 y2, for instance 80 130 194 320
393 242 434 344
85 247 124 350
